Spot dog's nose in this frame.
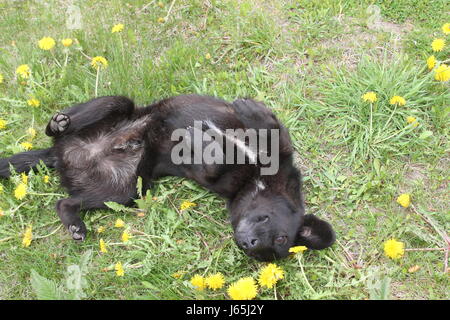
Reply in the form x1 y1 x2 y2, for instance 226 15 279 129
240 237 259 249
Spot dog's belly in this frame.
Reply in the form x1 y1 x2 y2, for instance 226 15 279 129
55 119 148 197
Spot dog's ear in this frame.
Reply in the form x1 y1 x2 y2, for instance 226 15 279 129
296 214 335 250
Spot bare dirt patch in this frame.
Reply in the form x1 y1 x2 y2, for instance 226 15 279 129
319 15 414 70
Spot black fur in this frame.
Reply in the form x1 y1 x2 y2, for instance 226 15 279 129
0 148 56 178
0 94 335 261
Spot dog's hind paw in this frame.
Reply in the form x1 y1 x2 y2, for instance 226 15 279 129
68 223 87 241
49 113 70 135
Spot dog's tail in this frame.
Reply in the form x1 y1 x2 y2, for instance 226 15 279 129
0 147 56 178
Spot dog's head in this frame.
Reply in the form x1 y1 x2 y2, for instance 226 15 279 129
230 169 335 261
232 198 335 261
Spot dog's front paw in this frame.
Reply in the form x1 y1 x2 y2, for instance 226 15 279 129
68 223 87 241
48 113 71 135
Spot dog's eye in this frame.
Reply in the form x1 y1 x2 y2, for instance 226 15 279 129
274 236 287 245
257 215 269 223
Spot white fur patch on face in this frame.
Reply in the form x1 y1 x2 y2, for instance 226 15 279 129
204 120 257 163
256 180 266 191
251 179 266 198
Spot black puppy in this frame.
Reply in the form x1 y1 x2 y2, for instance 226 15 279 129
0 95 335 261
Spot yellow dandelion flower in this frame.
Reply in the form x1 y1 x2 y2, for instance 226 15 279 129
99 238 108 253
22 226 33 247
205 273 225 290
406 116 419 128
99 239 108 253
43 175 50 184
20 142 33 151
426 55 436 70
16 64 31 79
383 239 405 259
38 37 56 50
362 91 377 103
227 277 258 300
121 230 131 243
180 201 196 211
396 193 411 208
157 17 166 23
111 23 124 33
289 245 308 254
97 226 106 233
0 73 3 84
21 172 28 184
434 64 450 82
27 127 37 139
190 274 206 291
0 209 4 217
27 98 40 107
114 218 125 228
61 38 73 47
442 23 450 35
115 262 125 277
91 56 108 70
431 38 445 52
172 271 184 279
14 183 27 200
258 263 284 289
0 185 3 193
0 119 7 130
158 1 164 8
389 95 406 106
205 53 211 60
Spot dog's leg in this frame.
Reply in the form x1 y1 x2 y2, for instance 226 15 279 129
56 197 87 241
0 148 56 178
46 96 135 137
57 190 141 241
57 196 117 241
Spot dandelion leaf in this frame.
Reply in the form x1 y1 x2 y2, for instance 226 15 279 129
30 269 65 300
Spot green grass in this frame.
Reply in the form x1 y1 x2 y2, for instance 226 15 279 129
0 0 449 300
